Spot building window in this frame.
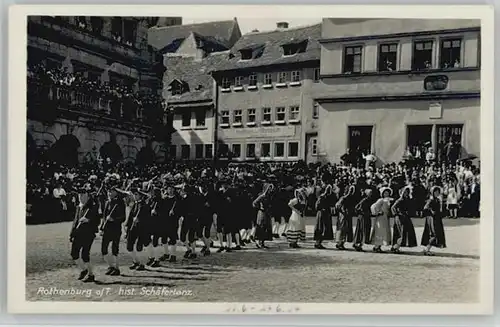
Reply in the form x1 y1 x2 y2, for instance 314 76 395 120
232 144 241 158
261 143 271 158
205 144 213 159
76 16 87 29
181 111 191 127
343 46 363 74
195 110 205 127
313 68 320 82
111 17 136 46
276 107 286 121
440 39 462 69
274 142 285 158
282 40 307 56
240 49 253 60
111 17 123 41
291 71 301 82
195 144 203 159
378 43 398 72
171 85 182 96
123 19 138 46
169 145 177 159
90 17 103 34
407 125 433 157
289 106 300 121
264 73 273 85
181 145 190 159
348 126 373 155
221 77 231 89
288 142 299 158
249 74 258 86
221 110 230 125
262 107 272 123
234 76 243 87
311 137 318 155
247 143 256 158
247 109 256 124
278 72 287 83
233 110 243 124
219 144 229 158
413 40 433 71
313 102 319 119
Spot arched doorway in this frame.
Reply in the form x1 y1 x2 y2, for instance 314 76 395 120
45 134 81 166
136 140 156 166
99 134 123 164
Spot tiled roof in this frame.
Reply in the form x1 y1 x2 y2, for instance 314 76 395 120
213 23 322 72
148 19 239 51
163 52 228 104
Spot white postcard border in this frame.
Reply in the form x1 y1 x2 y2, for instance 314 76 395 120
7 4 495 315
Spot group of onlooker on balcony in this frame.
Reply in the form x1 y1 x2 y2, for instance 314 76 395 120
27 64 165 125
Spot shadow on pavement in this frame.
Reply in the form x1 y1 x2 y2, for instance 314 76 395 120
94 280 176 287
121 273 210 281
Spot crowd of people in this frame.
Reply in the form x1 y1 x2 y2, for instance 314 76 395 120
25 153 480 283
27 64 165 125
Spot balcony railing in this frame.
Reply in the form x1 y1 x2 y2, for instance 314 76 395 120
27 79 163 126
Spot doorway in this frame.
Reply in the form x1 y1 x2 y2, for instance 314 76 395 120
348 125 373 155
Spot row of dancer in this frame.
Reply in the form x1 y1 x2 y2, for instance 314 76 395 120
69 177 447 283
69 177 290 282
312 184 447 254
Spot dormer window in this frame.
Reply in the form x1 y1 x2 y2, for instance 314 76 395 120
282 40 308 56
169 79 189 96
172 85 182 95
238 44 266 61
240 49 253 60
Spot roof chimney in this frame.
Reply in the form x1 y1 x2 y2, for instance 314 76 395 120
277 21 289 29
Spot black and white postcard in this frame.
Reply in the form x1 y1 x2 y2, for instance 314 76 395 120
7 4 494 314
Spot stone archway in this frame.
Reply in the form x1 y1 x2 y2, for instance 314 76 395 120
46 134 81 166
99 134 123 164
136 139 156 166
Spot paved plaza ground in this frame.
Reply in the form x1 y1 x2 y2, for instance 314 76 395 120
25 217 480 302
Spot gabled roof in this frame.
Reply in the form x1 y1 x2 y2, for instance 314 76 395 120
212 23 322 73
163 51 228 104
148 19 240 51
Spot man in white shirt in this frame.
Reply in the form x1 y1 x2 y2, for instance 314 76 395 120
363 153 377 169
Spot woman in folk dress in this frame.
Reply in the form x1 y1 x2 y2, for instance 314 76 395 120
370 187 393 253
421 186 447 255
313 184 335 249
390 185 417 253
334 185 356 250
286 188 308 248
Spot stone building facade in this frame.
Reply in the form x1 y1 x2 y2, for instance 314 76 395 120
27 16 181 164
212 23 322 162
151 19 242 160
315 18 481 164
